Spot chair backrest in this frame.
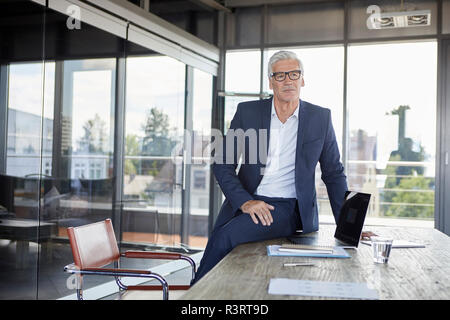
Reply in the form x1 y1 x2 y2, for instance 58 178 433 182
67 219 120 269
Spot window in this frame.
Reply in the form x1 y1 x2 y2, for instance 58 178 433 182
189 68 213 247
123 55 185 246
225 50 261 94
347 41 437 223
66 60 115 180
193 170 206 189
6 62 55 177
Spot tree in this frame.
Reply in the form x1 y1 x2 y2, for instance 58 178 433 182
124 134 140 175
382 106 433 219
141 107 174 156
77 114 108 153
384 176 434 218
140 107 176 176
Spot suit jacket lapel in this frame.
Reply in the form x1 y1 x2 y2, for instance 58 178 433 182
259 98 272 177
295 100 307 177
261 98 272 147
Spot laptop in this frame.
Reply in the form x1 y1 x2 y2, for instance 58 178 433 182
287 191 371 249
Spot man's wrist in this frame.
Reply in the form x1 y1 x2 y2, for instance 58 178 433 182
232 194 254 213
240 200 250 210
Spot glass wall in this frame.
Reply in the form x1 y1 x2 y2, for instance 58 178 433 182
223 40 437 225
6 62 55 178
61 59 116 180
36 58 117 299
222 0 441 228
123 55 185 247
0 0 216 300
122 57 214 250
189 68 213 248
0 0 45 300
224 50 262 131
225 50 261 94
347 41 437 222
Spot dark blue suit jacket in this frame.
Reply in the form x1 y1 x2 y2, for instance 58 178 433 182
212 98 348 234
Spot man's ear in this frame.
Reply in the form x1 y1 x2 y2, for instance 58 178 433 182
301 77 305 87
269 77 273 90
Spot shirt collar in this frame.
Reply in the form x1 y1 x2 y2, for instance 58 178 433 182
271 99 300 120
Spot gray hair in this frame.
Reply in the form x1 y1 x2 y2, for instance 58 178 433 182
268 50 304 78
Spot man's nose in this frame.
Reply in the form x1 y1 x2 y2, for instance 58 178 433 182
282 76 293 84
282 76 294 85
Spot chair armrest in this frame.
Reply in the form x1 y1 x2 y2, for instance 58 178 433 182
82 267 153 275
121 251 182 260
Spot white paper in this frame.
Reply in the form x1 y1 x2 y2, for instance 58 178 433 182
268 278 379 300
360 240 425 248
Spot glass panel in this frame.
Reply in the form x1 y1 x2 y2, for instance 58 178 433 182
347 41 437 224
224 96 260 134
123 55 185 248
189 68 213 249
225 50 261 94
62 59 115 180
34 56 117 300
6 62 54 177
0 0 46 300
265 46 345 220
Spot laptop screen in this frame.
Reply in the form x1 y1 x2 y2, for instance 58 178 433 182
334 191 371 247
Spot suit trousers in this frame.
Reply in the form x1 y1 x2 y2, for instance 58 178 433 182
192 194 302 284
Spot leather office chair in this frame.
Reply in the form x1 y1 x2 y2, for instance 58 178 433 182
64 219 195 300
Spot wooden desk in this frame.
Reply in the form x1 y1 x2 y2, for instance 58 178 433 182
180 224 450 300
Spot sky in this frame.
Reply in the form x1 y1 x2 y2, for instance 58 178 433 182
8 62 55 120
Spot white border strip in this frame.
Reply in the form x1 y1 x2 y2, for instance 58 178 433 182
48 0 128 39
58 251 203 300
128 25 218 75
181 48 218 76
128 24 182 61
31 0 46 6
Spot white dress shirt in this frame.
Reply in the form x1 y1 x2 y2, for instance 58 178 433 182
255 100 299 199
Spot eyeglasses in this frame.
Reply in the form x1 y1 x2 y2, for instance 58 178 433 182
270 70 302 82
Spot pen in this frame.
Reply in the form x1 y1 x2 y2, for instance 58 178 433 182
283 262 317 267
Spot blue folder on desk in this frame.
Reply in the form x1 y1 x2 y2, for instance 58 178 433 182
267 245 351 258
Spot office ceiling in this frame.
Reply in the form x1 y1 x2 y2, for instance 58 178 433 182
146 0 345 14
146 0 223 15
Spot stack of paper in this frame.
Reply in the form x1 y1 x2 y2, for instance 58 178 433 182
278 244 334 254
267 245 350 258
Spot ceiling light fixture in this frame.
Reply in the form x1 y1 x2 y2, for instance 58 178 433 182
367 4 431 30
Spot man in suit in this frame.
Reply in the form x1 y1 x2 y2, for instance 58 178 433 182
192 50 348 284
